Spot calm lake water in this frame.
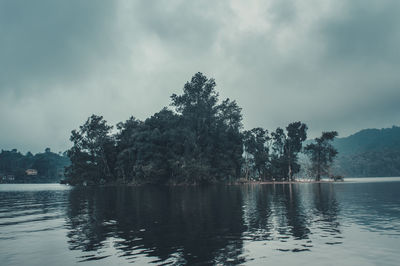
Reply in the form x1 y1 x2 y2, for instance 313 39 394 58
1 178 400 265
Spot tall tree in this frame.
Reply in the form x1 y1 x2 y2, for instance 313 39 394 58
285 122 308 181
65 115 116 185
243 128 269 180
114 116 143 182
170 72 243 182
214 98 243 180
269 128 286 180
170 73 218 182
269 122 308 181
304 131 338 181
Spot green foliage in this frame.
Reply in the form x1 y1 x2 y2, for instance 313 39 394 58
335 149 400 177
304 131 338 180
243 122 308 181
67 73 244 185
0 148 69 183
65 73 313 185
65 115 116 185
243 128 269 180
333 126 400 177
284 122 308 181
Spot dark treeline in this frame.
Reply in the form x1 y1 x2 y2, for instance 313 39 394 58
66 73 338 185
0 148 70 183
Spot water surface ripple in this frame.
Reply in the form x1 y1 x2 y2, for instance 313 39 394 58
1 179 400 265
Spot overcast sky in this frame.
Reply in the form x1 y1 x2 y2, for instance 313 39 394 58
1 0 399 153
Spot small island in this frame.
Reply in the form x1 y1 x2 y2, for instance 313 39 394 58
64 73 339 186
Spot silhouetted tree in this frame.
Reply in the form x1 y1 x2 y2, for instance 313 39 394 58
65 115 116 185
84 72 244 185
64 74 314 185
269 123 308 181
169 72 243 183
285 122 308 181
304 131 338 181
243 128 269 180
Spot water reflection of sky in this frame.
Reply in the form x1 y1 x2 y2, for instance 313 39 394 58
0 179 400 265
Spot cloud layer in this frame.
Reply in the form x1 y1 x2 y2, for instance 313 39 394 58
1 0 399 153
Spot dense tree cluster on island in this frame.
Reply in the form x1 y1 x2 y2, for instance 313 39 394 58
65 73 338 185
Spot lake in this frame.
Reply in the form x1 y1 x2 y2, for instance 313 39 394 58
1 178 400 265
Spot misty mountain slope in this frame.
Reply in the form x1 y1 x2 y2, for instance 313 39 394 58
332 126 400 177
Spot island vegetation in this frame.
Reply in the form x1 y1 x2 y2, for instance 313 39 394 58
65 73 339 185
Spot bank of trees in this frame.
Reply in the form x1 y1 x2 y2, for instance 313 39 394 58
65 73 338 185
242 123 308 181
0 148 70 183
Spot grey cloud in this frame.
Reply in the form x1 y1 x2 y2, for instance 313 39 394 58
212 0 400 138
0 0 399 153
268 0 297 25
132 1 228 50
0 0 118 94
318 0 400 65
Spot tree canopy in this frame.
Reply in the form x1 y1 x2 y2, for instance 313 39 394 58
64 72 334 185
304 131 338 181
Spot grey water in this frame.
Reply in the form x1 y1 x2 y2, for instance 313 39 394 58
1 178 400 265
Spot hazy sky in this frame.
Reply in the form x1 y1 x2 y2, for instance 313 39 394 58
1 0 399 153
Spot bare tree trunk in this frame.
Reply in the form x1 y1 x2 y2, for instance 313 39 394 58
245 153 249 180
316 148 321 181
100 147 112 181
287 146 292 182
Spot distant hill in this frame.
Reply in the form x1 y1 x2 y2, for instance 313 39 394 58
332 126 400 177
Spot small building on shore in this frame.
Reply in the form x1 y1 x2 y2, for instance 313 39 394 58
26 169 38 176
1 175 15 182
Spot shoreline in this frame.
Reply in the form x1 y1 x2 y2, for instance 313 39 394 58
2 179 344 186
239 179 341 185
123 179 344 187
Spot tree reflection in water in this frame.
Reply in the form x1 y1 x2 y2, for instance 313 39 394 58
66 186 246 264
312 184 342 244
65 184 342 263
